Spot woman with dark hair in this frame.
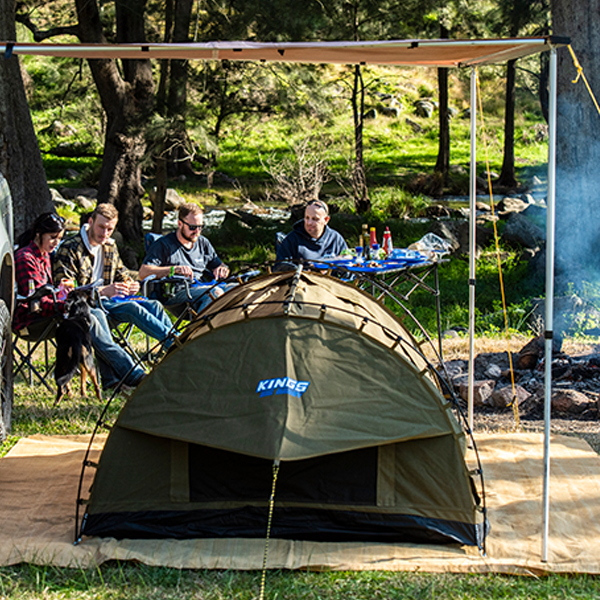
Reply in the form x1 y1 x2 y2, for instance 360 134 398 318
13 212 69 331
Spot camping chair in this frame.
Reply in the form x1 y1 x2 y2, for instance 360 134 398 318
12 284 60 393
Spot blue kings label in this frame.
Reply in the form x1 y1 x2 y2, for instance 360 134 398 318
256 377 310 398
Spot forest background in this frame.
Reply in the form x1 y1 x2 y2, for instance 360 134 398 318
3 0 580 339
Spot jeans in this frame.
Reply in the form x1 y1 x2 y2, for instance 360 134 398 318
101 297 174 345
167 282 238 314
89 307 145 389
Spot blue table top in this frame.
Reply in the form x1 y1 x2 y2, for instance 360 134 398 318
312 249 431 273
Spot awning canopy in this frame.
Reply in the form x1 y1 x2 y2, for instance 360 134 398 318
0 36 569 67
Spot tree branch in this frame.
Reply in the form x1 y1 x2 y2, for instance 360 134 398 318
15 13 80 42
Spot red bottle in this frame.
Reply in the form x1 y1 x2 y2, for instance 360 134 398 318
382 226 393 257
369 227 378 249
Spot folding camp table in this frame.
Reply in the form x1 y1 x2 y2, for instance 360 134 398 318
312 250 445 360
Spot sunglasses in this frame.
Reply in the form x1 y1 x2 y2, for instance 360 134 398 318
306 200 329 215
181 220 203 232
46 213 65 225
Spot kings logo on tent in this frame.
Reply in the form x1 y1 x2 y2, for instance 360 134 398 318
256 377 310 398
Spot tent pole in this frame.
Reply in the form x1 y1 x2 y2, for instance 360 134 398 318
542 46 557 563
468 67 477 431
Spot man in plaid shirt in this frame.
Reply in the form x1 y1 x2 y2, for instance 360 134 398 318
53 204 172 389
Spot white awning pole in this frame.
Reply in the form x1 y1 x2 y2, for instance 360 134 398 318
542 46 558 563
468 67 477 431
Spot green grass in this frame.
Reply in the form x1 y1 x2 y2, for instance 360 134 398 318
0 564 599 599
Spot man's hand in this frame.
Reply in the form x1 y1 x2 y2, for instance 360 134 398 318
128 281 140 295
172 265 194 278
213 264 230 280
101 281 130 298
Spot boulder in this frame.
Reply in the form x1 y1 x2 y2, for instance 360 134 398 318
75 195 95 211
364 108 378 120
496 196 529 214
65 168 80 181
429 220 494 256
490 384 530 409
501 212 545 249
414 99 435 118
381 106 400 118
60 187 98 200
458 379 496 406
164 189 186 210
552 389 591 414
484 363 503 379
405 118 423 134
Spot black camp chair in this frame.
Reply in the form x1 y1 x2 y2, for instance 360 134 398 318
12 284 60 392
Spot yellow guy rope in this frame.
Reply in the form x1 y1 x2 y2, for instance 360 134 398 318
568 45 600 118
474 68 520 428
258 459 280 600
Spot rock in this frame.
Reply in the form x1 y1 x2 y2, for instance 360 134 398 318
501 212 545 249
491 384 530 409
39 120 77 137
53 198 76 210
50 188 65 203
443 329 460 339
423 204 452 218
60 187 98 200
143 206 154 220
448 106 459 118
496 197 529 214
65 168 80 181
552 389 591 414
74 195 95 211
449 165 466 175
405 118 423 134
164 189 186 210
429 220 494 256
476 201 491 212
459 379 496 406
444 360 467 379
381 106 400 118
521 204 547 228
485 363 503 379
414 99 435 118
516 335 545 369
364 108 378 120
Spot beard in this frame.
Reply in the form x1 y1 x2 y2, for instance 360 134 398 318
181 228 199 245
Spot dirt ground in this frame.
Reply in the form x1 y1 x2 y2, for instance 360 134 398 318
439 336 600 455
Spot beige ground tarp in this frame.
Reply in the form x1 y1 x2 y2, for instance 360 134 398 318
1 432 600 573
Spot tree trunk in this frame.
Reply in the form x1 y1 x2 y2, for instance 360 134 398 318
351 65 370 213
75 0 154 242
152 155 167 234
435 66 450 184
434 24 449 185
0 0 52 239
166 0 194 177
498 58 518 189
551 0 600 297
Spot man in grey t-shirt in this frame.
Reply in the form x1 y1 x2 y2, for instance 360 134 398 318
139 204 235 312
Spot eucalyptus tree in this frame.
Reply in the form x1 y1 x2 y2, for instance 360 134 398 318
489 0 549 189
16 0 155 241
0 0 53 238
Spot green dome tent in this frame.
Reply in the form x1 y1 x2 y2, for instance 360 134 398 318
79 268 486 548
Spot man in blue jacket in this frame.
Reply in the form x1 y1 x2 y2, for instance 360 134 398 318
276 200 347 262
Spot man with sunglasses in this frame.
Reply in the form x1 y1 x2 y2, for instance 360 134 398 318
139 203 233 312
277 200 347 263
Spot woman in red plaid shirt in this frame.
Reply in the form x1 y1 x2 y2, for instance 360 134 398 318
14 212 67 331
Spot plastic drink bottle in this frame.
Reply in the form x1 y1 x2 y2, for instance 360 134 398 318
382 226 393 257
